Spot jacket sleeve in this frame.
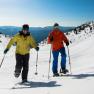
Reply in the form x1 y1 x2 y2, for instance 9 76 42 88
29 35 38 48
6 35 18 49
62 32 69 43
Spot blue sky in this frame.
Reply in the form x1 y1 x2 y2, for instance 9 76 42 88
0 0 94 27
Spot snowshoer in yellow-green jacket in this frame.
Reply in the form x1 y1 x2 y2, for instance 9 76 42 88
4 24 39 83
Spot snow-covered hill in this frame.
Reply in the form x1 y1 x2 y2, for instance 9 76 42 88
0 26 94 94
67 21 94 44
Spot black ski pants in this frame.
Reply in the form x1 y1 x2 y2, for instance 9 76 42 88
15 53 29 81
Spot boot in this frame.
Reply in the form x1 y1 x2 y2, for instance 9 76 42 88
60 68 69 74
14 69 21 78
22 79 28 84
53 73 59 77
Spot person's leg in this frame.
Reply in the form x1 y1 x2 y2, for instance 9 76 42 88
22 54 29 82
60 47 67 70
52 50 59 74
15 54 23 78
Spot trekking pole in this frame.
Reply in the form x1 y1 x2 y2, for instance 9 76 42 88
67 46 72 74
48 46 52 79
35 51 38 75
0 54 6 68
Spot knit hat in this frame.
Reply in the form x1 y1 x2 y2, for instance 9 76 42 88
54 23 59 27
22 24 29 31
53 23 59 29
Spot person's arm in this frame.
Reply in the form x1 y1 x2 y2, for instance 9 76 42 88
29 35 39 51
62 32 69 46
6 37 17 49
4 35 17 54
47 33 53 44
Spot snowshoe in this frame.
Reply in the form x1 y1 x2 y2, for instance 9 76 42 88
11 80 30 89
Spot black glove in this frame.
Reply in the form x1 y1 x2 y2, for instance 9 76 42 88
66 42 69 46
35 47 39 51
4 48 9 54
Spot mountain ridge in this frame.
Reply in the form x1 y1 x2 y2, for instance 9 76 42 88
0 26 75 43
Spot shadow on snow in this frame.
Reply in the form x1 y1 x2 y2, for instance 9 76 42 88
62 73 94 79
12 81 61 89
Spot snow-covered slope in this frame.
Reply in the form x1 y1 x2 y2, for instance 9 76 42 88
0 27 94 94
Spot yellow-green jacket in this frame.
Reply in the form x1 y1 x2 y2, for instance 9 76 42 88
6 33 37 55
